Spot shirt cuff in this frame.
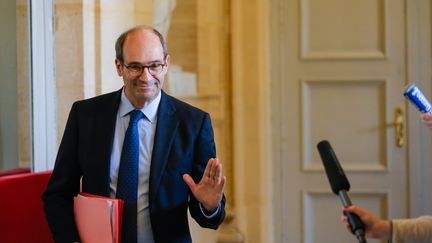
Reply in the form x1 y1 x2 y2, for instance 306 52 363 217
199 203 220 218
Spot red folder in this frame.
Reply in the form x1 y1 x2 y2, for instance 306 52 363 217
74 193 124 243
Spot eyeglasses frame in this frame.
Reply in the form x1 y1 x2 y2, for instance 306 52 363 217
121 60 167 76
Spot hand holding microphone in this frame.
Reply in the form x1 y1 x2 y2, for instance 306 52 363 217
312 86 432 242
317 140 368 243
342 205 391 240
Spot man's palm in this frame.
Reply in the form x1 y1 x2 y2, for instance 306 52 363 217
183 158 225 211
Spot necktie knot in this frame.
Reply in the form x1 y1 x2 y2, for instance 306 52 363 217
129 109 144 125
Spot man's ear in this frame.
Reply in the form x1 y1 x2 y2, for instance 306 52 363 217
164 54 170 72
115 59 123 76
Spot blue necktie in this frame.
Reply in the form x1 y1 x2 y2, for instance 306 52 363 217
116 109 144 243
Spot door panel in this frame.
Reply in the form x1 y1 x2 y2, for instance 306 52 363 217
271 0 407 242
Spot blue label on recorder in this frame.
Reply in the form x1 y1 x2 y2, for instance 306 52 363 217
404 84 432 113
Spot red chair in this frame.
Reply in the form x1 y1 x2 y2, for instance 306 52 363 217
0 171 54 243
0 167 31 177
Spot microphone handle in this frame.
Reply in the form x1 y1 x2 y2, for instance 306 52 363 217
339 190 368 243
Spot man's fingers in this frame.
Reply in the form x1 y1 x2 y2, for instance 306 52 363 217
218 176 226 191
211 159 224 185
203 159 214 178
215 161 222 179
208 159 217 178
206 158 222 181
182 174 196 190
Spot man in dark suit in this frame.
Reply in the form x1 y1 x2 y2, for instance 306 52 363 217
42 26 226 243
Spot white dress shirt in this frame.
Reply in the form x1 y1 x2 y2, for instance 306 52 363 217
109 89 160 243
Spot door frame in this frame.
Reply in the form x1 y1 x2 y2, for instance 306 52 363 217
406 0 432 217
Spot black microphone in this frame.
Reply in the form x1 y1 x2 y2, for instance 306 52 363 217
317 140 367 243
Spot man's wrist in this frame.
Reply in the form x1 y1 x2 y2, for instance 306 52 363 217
199 202 219 218
203 205 217 214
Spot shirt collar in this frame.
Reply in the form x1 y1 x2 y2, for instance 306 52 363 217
119 88 161 123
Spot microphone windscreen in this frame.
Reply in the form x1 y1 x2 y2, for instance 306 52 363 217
317 140 350 194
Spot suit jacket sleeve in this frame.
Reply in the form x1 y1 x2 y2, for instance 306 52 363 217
42 102 82 242
188 112 226 229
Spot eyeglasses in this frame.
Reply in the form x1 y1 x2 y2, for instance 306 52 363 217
122 62 166 76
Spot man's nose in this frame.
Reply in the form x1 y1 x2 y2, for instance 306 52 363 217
139 67 153 80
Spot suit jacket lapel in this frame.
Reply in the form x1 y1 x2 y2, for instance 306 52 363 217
149 92 179 206
92 89 121 195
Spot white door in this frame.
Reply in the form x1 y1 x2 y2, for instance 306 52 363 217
271 0 408 242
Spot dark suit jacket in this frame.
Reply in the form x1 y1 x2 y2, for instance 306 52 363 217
42 89 226 243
